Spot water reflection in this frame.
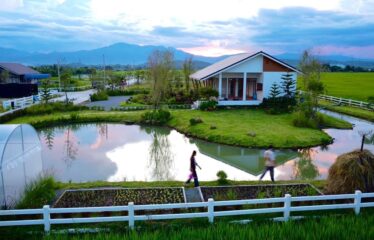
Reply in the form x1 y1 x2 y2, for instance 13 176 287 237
38 110 374 182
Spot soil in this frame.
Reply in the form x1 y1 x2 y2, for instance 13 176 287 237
53 187 185 208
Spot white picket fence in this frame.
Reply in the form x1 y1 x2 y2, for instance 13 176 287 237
2 95 38 110
1 190 374 232
319 94 373 111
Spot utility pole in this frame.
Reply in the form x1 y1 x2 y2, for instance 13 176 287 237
103 54 106 89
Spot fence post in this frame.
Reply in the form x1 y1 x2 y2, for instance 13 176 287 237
354 190 362 215
43 205 51 233
283 194 291 221
208 198 214 223
128 202 135 229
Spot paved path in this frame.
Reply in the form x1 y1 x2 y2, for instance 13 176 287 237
185 187 203 202
85 96 130 110
53 90 96 105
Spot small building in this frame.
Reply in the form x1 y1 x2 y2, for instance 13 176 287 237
0 63 50 98
190 51 301 106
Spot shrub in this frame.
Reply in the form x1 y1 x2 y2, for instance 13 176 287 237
292 110 319 129
199 100 217 111
217 170 228 185
189 117 203 126
90 91 108 101
199 87 219 99
26 102 88 115
325 150 374 194
106 88 149 96
140 109 171 125
131 94 151 105
16 176 57 209
261 96 296 114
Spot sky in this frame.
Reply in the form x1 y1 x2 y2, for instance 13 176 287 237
0 0 374 58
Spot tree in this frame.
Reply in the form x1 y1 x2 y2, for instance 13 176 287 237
182 57 193 92
40 78 53 104
147 49 175 108
281 72 296 98
269 82 281 99
0 70 9 83
61 70 72 104
297 50 325 120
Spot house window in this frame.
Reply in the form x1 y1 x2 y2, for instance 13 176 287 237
256 83 263 91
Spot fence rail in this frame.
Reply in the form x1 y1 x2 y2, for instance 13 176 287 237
1 190 374 232
319 94 373 111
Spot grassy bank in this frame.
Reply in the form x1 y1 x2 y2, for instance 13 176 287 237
298 72 374 101
7 108 351 148
319 100 374 122
169 109 351 148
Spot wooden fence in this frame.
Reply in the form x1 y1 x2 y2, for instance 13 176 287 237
319 94 373 110
1 190 374 232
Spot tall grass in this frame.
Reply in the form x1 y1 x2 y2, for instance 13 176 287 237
16 176 57 209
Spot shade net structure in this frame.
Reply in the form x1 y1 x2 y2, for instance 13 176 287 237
0 124 43 208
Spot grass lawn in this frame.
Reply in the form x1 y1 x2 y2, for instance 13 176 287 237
2 212 373 239
298 72 374 101
169 109 351 148
6 108 351 148
319 100 374 122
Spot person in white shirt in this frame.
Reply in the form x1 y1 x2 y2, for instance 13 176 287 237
259 145 275 182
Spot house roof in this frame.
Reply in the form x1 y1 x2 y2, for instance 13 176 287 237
190 51 301 80
0 62 39 75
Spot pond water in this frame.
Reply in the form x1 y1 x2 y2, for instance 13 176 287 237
38 110 374 182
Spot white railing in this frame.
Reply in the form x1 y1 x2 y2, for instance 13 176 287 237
2 95 38 110
319 94 373 111
1 190 374 232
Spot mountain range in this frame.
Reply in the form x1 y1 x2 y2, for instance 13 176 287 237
1 42 373 68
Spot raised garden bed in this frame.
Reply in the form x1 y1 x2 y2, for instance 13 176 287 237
53 187 185 208
200 184 322 201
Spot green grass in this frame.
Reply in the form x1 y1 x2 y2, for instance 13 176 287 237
168 109 351 148
2 213 374 239
319 100 374 122
298 72 374 101
16 176 57 209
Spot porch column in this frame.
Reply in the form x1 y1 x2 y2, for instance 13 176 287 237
235 79 238 97
218 73 222 99
226 78 229 98
243 72 247 101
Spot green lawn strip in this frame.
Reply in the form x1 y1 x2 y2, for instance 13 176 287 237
319 100 374 122
6 109 351 148
168 109 350 148
2 212 374 239
298 72 374 101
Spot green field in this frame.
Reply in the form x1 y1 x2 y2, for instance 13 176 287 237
298 72 374 102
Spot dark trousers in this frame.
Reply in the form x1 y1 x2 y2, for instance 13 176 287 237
186 170 199 187
260 166 275 182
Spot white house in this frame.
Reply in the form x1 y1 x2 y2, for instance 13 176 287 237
190 51 301 106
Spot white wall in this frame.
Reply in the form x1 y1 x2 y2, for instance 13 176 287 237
262 72 297 98
225 55 263 73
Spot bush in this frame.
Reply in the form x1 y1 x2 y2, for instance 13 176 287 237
90 91 108 101
16 176 57 209
106 88 149 96
26 102 88 115
261 96 296 114
131 94 151 105
199 100 217 111
216 170 228 185
199 87 219 99
141 109 171 125
325 150 374 194
292 110 319 129
189 117 203 126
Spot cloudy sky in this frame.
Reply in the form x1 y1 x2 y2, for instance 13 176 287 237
1 0 374 58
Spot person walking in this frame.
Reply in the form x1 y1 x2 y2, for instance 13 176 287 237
259 145 276 182
185 150 201 187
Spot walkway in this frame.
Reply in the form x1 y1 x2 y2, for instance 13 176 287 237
85 96 130 111
185 187 203 202
53 90 96 105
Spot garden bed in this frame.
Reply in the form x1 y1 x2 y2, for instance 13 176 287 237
200 184 322 201
53 187 185 208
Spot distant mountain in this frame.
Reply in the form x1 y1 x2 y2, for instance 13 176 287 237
1 42 373 69
0 42 226 66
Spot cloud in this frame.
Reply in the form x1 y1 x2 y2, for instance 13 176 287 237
0 0 23 11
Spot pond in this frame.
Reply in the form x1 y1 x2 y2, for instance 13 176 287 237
38 110 374 182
